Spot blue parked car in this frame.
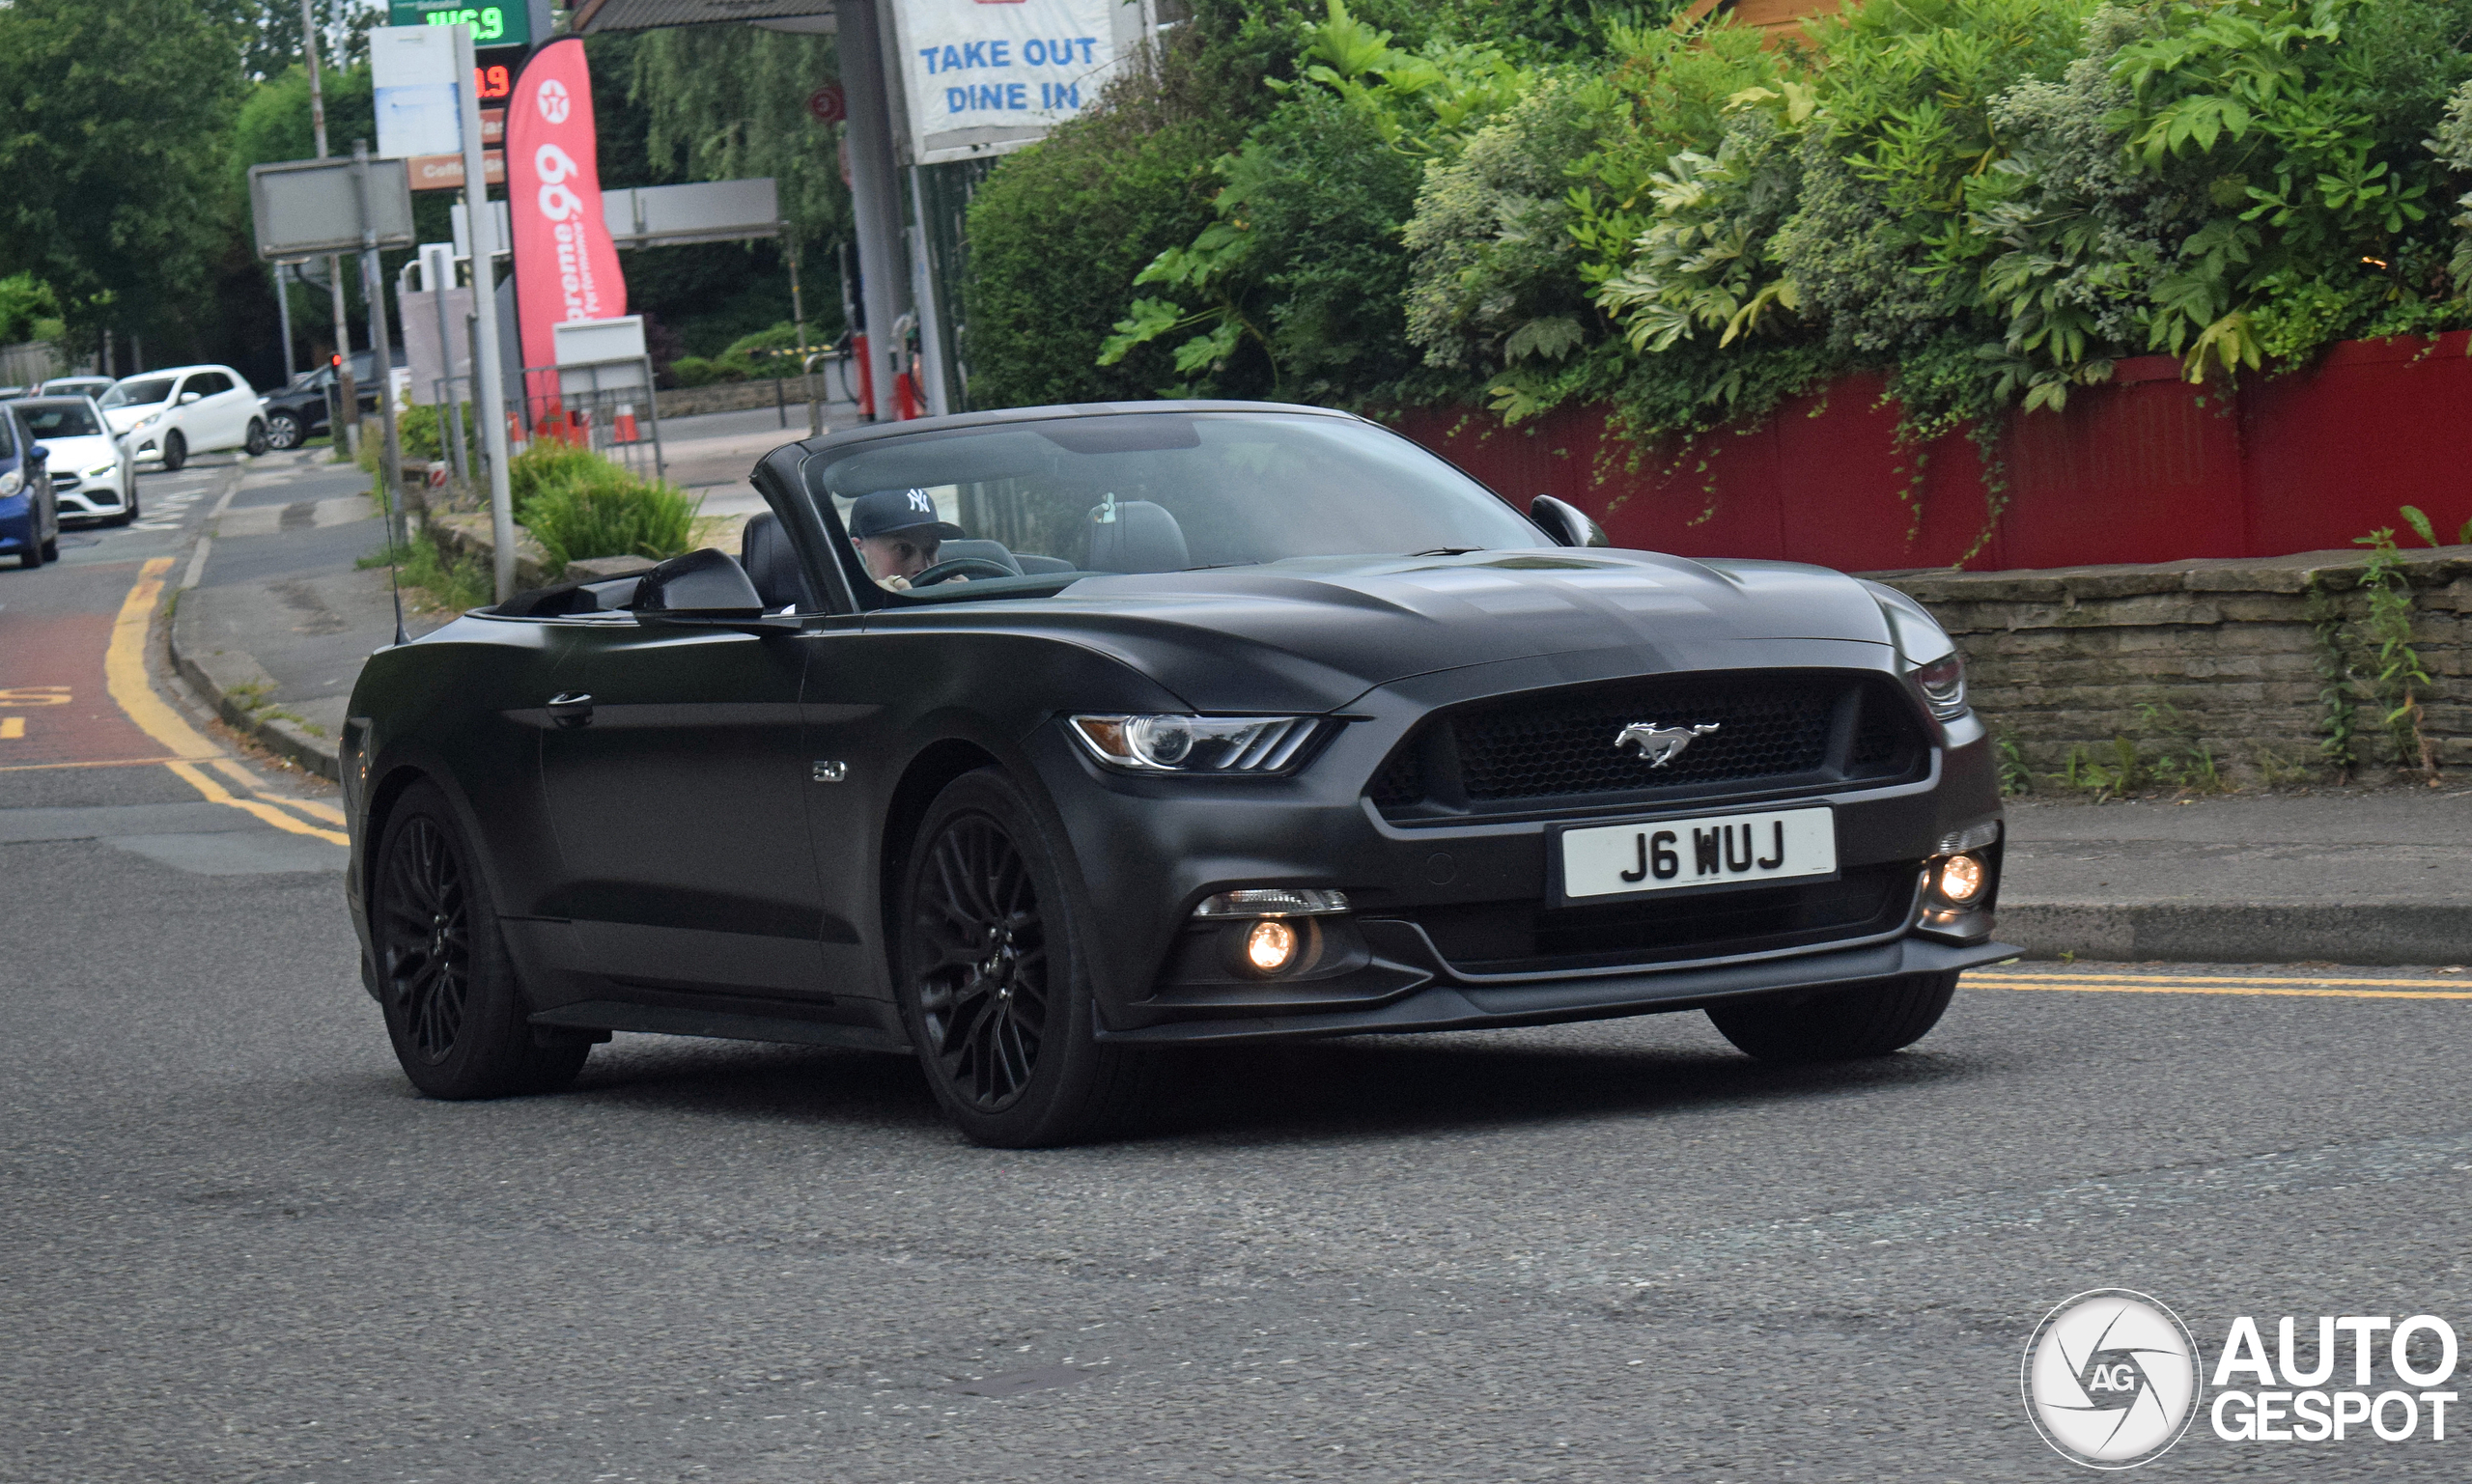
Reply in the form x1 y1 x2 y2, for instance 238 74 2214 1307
0 402 61 569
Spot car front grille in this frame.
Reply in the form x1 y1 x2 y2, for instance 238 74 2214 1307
1368 670 1926 820
1391 863 1920 976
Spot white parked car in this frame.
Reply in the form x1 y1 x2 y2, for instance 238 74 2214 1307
99 365 268 470
8 396 138 525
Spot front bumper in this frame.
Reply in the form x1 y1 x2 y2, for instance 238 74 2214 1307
55 475 127 519
1033 643 2010 1047
1096 933 2018 1044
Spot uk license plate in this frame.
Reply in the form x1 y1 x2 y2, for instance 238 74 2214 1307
1557 806 1837 903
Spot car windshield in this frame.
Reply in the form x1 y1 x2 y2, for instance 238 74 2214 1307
16 401 104 438
808 412 1542 599
101 377 177 408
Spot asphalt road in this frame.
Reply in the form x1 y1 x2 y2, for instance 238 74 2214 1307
4 458 2470 1481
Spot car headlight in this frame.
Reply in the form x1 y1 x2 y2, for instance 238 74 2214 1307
1868 585 1969 720
0 470 19 497
136 411 161 428
88 463 116 478
1070 714 1318 772
1910 651 1966 719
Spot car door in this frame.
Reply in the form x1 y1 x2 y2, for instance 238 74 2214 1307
193 370 245 449
215 368 258 446
535 608 837 1002
170 371 217 448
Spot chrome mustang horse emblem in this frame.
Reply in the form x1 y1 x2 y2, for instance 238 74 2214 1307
1615 720 1719 768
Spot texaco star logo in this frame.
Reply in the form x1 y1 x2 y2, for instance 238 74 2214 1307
536 78 571 125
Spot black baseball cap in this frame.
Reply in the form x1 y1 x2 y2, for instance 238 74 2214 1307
848 488 964 540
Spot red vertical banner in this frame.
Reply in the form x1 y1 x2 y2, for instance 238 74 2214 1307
506 38 626 411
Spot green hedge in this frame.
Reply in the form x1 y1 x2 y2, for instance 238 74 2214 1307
965 0 2472 512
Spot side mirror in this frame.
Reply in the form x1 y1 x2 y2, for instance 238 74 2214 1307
632 547 786 627
1531 494 1610 548
179 391 201 406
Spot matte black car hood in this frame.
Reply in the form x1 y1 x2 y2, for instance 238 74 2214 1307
886 548 1896 712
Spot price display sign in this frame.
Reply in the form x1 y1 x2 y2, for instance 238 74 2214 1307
387 0 530 47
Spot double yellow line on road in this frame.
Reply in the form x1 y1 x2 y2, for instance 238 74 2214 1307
109 556 349 846
1967 972 2472 1001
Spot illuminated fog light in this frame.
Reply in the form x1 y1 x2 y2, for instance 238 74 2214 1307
1245 918 1299 974
1936 853 1986 904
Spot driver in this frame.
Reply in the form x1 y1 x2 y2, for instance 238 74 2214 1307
848 488 968 591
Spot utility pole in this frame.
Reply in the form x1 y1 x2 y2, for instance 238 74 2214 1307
302 0 357 457
354 139 405 528
454 23 518 602
273 263 297 383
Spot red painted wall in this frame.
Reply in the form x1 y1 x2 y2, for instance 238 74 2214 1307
1395 331 2472 571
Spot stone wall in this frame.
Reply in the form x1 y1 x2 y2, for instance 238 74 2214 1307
656 378 840 421
1881 546 2472 784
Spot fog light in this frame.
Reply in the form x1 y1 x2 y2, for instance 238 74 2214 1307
1936 853 1986 904
1245 918 1299 974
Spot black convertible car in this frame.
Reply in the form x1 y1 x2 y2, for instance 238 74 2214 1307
343 402 2013 1145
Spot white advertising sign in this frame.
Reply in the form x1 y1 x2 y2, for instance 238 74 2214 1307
889 0 1131 165
371 26 464 159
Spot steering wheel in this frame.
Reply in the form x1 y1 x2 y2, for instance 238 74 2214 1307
909 556 1017 587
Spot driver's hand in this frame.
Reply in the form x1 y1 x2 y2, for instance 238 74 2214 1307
876 574 912 592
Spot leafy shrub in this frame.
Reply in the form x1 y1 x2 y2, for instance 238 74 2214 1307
504 441 698 574
665 354 737 388
1099 1 1525 401
964 95 1238 406
507 441 610 509
520 472 700 574
972 0 2472 559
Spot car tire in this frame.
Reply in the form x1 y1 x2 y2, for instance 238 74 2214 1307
15 543 39 569
243 419 269 457
40 533 58 563
160 430 186 472
108 491 136 526
893 769 1156 1147
1705 970 1959 1063
372 779 591 1099
267 410 304 450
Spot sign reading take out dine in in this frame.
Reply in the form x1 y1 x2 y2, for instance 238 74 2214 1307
889 0 1131 165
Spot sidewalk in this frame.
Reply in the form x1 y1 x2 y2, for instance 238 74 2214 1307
169 451 446 777
2000 788 2472 965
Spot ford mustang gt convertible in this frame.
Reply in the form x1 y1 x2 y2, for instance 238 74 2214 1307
342 402 2014 1145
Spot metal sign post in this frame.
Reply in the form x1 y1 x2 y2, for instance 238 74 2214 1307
352 140 407 542
453 23 520 602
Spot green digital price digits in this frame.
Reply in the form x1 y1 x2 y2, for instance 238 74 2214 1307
390 0 526 45
422 7 504 42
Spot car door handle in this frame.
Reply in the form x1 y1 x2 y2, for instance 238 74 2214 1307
546 692 595 727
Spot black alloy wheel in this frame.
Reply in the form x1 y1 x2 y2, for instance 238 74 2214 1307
896 770 1155 1146
379 812 472 1065
372 780 591 1098
160 430 186 472
267 410 304 450
911 810 1050 1111
244 419 269 457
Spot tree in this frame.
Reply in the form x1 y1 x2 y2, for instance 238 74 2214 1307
0 0 246 345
